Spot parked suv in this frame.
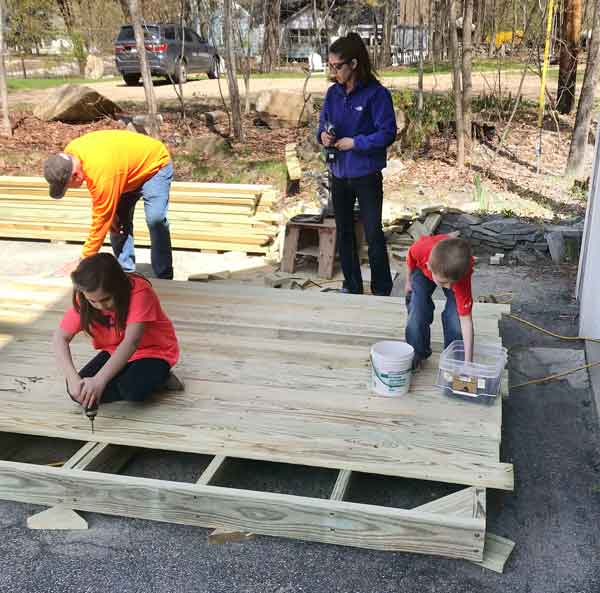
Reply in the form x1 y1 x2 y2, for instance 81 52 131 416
114 24 219 86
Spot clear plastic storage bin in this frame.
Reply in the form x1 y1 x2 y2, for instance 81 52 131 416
436 340 507 403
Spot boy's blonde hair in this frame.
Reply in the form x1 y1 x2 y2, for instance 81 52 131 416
428 237 472 282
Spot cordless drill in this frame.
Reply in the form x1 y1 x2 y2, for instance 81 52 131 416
324 121 337 163
66 380 99 433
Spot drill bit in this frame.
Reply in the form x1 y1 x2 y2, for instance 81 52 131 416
84 401 98 434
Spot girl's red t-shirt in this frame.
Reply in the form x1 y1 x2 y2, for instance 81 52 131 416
60 275 179 367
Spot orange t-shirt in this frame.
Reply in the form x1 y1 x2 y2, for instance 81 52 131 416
60 275 179 367
407 234 474 316
65 130 171 257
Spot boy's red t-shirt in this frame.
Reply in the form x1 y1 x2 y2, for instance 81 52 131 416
60 275 179 367
407 234 474 316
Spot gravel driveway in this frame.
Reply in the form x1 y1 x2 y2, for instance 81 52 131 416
9 70 563 107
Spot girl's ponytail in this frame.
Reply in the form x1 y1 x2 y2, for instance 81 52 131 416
329 32 378 86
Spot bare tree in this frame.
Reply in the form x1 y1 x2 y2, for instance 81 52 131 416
488 0 497 57
567 0 600 177
557 0 583 113
237 0 257 114
418 3 425 114
432 0 444 61
462 0 474 155
128 0 160 137
261 0 280 73
0 0 11 137
380 0 394 67
224 0 243 141
448 0 465 168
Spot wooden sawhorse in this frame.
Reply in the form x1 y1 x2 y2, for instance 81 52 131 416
281 218 337 279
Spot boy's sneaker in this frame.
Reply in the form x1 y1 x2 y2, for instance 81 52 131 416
412 357 425 371
164 372 185 392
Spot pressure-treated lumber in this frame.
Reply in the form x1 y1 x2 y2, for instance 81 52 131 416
27 505 89 530
27 440 137 530
0 176 280 254
197 455 228 485
471 533 515 573
330 470 353 501
0 460 486 559
0 278 512 490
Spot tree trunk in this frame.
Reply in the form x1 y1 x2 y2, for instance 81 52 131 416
224 0 244 142
566 0 600 177
128 0 160 138
488 0 497 57
557 0 583 113
261 0 280 73
56 0 86 76
380 0 394 67
418 5 425 113
189 0 200 34
118 0 129 18
473 0 483 46
448 0 465 168
462 0 474 156
0 0 11 137
433 0 443 61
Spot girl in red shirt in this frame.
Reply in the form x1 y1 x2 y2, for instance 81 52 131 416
53 253 181 416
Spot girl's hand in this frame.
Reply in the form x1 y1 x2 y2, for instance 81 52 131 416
80 376 106 409
67 375 84 402
334 137 354 151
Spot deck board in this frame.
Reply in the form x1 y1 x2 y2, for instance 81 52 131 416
0 277 512 490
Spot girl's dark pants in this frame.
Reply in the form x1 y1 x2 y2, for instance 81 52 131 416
331 171 393 296
77 351 170 403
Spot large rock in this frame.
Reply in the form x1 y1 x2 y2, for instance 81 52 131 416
84 55 104 80
255 90 313 128
34 84 120 122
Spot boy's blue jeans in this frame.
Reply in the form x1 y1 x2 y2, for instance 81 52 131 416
110 161 174 279
405 268 463 361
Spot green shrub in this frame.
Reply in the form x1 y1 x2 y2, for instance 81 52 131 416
392 89 454 155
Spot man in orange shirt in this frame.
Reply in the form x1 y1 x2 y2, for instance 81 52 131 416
43 130 174 279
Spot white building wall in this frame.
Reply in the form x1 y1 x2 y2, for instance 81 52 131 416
577 116 600 338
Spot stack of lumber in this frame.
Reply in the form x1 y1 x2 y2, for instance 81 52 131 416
0 176 282 254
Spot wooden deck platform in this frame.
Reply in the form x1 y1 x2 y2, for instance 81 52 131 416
0 277 514 566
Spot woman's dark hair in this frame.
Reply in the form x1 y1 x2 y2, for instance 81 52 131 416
329 32 378 86
70 253 132 337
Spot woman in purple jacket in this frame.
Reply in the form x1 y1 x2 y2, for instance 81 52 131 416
318 32 397 296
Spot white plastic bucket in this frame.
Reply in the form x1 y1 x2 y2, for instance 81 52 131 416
370 341 415 397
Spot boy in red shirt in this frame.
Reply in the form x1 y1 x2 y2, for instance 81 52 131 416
405 234 474 367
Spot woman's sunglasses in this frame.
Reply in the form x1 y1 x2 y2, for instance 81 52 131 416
328 61 348 71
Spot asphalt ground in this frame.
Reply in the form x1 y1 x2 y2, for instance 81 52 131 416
1 244 598 593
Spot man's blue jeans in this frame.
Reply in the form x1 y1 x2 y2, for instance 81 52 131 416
405 268 463 361
110 161 174 279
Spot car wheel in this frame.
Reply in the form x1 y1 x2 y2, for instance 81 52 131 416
173 60 187 84
123 74 140 86
207 56 219 79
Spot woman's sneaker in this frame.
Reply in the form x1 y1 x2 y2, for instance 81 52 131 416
164 372 185 392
